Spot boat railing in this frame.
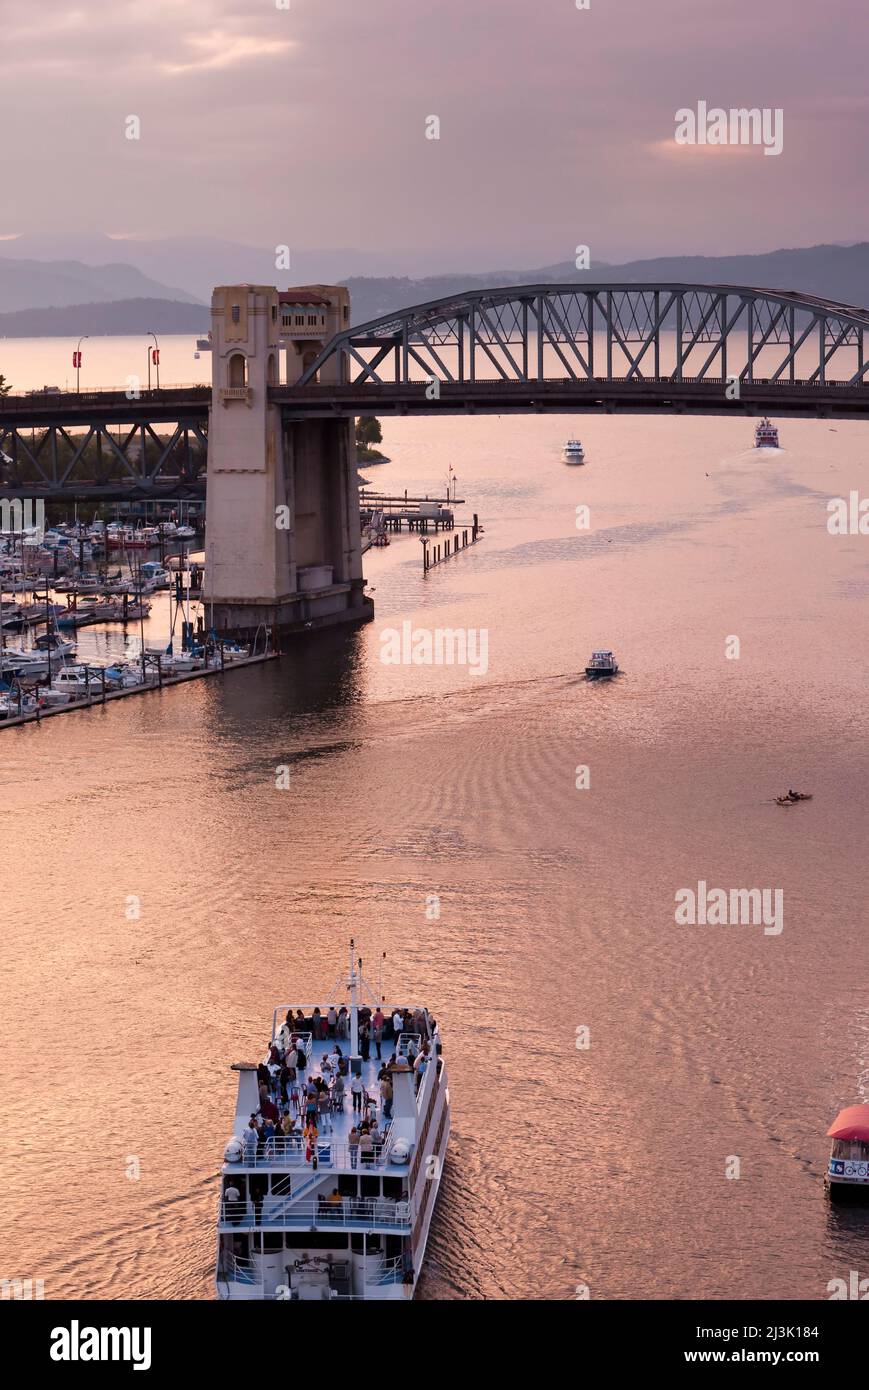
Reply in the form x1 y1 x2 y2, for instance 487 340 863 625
219 1196 412 1231
216 1250 264 1298
364 1252 409 1286
230 1137 393 1170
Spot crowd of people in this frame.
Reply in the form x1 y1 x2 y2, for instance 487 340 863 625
239 1003 433 1169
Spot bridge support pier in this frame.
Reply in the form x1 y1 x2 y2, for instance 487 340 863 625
204 284 372 642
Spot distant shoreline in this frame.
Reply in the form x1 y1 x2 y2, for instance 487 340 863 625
0 298 208 339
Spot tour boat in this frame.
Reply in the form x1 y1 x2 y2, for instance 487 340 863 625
215 943 449 1300
585 649 619 680
562 439 586 463
825 1103 869 1202
754 418 780 448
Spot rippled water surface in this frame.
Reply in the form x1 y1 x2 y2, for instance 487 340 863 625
2 408 869 1300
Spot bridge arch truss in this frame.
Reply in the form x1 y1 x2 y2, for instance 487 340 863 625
296 283 869 392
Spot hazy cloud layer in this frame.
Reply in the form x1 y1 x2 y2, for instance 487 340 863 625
2 0 866 267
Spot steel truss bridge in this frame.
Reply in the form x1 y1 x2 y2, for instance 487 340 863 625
1 284 868 498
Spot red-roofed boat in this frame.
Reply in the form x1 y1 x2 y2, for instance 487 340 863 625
825 1103 869 1201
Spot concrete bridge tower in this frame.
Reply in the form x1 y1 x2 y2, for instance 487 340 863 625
204 283 372 639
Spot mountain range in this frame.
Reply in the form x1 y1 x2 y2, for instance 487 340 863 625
1 239 869 337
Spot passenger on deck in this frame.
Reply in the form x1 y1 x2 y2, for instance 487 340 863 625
414 1051 429 1093
359 1129 374 1165
332 1074 345 1109
348 1126 360 1168
304 1081 319 1127
260 1093 279 1123
312 1007 323 1039
405 1036 418 1063
372 1007 385 1058
380 1075 393 1120
327 1005 338 1039
360 1018 371 1061
392 1008 403 1038
294 1008 305 1031
412 1008 427 1037
370 1122 384 1148
350 1074 364 1113
223 1180 241 1223
337 1006 349 1040
303 1119 319 1168
317 1087 332 1132
243 1118 259 1162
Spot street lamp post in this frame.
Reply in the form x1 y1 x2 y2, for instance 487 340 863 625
75 335 88 394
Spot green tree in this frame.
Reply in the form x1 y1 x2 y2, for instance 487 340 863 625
0 374 11 396
356 416 382 448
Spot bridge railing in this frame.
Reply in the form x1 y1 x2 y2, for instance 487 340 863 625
0 384 210 409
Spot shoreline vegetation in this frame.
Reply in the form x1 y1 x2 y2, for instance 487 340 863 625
355 416 387 465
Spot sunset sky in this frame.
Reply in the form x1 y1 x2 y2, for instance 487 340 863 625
2 0 866 268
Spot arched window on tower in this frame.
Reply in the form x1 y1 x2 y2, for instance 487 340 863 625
228 353 247 388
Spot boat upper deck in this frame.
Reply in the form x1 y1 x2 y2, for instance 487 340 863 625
224 1000 441 1176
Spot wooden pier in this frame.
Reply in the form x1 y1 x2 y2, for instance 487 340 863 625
422 516 482 573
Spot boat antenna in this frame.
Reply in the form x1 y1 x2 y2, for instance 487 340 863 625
348 938 359 1059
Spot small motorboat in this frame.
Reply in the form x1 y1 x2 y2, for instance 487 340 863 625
563 439 586 463
775 790 813 805
585 649 619 680
0 690 42 719
50 665 103 697
825 1104 869 1203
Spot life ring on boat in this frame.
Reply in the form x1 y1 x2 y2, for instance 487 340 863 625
390 1138 412 1164
223 1137 243 1163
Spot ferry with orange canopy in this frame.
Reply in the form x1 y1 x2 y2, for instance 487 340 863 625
825 1103 869 1202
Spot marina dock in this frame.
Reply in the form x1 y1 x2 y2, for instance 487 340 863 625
0 649 279 731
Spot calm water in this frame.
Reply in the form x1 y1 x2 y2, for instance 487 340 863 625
2 390 869 1299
